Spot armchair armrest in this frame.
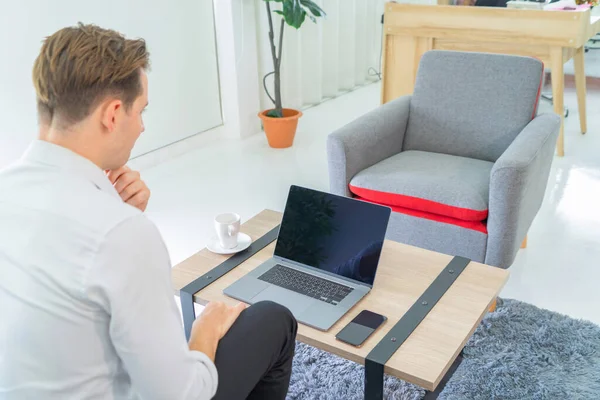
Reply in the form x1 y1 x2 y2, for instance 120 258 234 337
485 113 561 268
327 96 411 197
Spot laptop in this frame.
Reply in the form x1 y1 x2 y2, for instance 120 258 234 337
223 185 391 331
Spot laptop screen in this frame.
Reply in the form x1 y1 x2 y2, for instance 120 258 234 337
274 185 391 286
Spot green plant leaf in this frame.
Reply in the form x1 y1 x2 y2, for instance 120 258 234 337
273 10 284 16
283 0 306 29
300 0 326 17
274 0 324 29
266 109 283 118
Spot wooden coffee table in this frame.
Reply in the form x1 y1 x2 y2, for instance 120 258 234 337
172 210 509 398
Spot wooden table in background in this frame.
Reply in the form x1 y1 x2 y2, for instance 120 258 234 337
381 3 600 156
172 209 509 393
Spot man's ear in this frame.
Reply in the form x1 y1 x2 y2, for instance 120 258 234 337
100 99 123 133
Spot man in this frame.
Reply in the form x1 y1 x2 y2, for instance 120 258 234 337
0 23 297 399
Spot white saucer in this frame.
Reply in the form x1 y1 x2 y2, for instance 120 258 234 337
207 233 252 255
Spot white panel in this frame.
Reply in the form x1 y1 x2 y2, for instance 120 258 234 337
321 0 340 98
280 21 303 110
338 0 357 91
354 0 368 86
366 0 384 82
0 0 222 166
214 0 261 138
300 1 324 106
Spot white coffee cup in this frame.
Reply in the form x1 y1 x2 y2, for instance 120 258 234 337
214 213 241 249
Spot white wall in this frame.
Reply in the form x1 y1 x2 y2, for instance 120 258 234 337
0 0 223 168
214 0 262 139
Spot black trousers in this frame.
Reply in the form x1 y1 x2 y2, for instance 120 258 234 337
212 301 298 400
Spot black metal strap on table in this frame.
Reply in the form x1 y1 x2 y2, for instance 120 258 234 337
364 256 471 400
180 225 280 340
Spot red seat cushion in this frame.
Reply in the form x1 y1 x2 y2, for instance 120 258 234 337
355 196 488 234
349 185 488 222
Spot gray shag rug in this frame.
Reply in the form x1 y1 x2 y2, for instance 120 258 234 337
287 299 600 399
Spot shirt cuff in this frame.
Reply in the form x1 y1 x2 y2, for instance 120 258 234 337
190 350 219 398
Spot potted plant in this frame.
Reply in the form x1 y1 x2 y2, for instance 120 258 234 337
259 0 326 148
575 0 598 6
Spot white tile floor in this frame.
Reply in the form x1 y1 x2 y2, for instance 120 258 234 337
142 82 600 325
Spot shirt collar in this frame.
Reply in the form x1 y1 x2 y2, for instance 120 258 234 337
22 140 120 199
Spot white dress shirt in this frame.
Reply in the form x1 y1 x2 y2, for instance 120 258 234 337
0 140 217 400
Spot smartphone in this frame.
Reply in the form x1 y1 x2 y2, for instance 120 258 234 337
335 310 387 347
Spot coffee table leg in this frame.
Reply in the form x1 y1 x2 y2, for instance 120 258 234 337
364 351 463 400
364 358 384 400
423 351 464 400
180 290 196 341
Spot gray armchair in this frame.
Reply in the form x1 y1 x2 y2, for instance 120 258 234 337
327 51 560 269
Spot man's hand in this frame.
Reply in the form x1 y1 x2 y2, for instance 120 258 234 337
188 302 247 361
106 166 151 212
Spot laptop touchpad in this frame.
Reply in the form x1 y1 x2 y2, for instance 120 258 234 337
251 286 314 317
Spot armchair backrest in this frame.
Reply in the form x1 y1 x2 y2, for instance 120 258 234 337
403 51 544 162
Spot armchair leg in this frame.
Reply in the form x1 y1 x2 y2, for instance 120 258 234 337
489 298 497 313
521 236 528 249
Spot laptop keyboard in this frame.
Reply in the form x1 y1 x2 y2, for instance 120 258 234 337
258 264 354 305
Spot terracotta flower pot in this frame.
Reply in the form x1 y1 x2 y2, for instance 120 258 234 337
258 108 302 148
